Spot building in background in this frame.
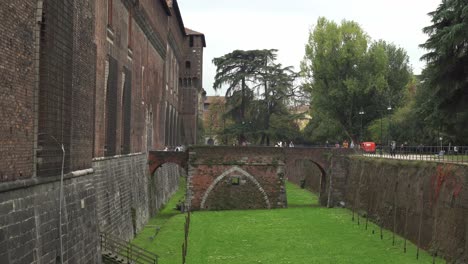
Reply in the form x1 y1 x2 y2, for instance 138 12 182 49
180 28 206 145
203 96 226 145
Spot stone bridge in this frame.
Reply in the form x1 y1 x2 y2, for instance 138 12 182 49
148 146 355 210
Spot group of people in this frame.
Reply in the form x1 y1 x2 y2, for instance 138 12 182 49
275 141 294 147
335 140 355 148
163 145 185 152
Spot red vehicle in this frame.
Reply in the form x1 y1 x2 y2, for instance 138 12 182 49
360 142 376 153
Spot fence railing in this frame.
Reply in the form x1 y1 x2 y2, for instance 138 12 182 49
360 145 468 163
100 232 159 264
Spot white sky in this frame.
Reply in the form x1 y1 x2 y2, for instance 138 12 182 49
178 0 441 96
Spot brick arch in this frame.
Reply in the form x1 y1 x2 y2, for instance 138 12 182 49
291 159 327 206
148 151 188 175
200 166 271 209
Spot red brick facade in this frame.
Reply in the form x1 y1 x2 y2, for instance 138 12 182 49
0 0 206 182
0 1 37 181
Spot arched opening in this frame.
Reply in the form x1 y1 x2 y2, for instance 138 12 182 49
148 162 187 217
289 159 327 207
201 166 270 210
207 138 214 145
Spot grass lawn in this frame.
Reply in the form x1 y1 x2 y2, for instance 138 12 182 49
133 180 444 264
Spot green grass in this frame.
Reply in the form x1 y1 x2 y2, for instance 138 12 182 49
133 180 444 264
132 177 187 263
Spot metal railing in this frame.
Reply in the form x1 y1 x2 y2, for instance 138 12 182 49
360 145 468 163
100 232 158 264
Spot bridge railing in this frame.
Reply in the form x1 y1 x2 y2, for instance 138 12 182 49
359 145 468 163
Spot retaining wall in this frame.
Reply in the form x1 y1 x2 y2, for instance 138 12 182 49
0 153 182 263
345 157 468 262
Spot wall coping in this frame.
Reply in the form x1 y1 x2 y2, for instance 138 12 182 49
92 152 144 162
0 168 94 194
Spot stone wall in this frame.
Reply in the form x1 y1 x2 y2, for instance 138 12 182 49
93 153 182 240
148 163 183 216
0 171 99 264
344 157 468 262
0 153 183 264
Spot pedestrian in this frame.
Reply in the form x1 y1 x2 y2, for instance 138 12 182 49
343 140 349 148
289 141 294 147
390 141 396 157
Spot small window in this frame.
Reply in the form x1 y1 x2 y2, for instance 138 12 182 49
189 36 194 47
128 8 132 49
231 177 240 185
185 61 191 69
107 0 113 27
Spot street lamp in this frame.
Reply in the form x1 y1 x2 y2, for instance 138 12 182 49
358 108 365 144
378 105 392 156
387 105 392 147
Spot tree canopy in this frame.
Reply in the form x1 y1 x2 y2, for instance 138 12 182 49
301 17 412 144
417 0 468 144
212 49 301 145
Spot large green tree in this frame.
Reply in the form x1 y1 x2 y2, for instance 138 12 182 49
418 0 468 144
301 17 411 144
213 49 299 145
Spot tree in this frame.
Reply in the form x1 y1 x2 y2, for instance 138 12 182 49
256 63 298 145
301 17 411 144
213 49 299 145
418 0 468 144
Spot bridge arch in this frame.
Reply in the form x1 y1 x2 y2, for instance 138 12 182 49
291 159 328 206
148 151 188 175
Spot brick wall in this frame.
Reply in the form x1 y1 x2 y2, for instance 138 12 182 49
94 0 172 156
93 153 182 239
187 146 287 210
344 157 468 262
0 171 99 263
70 0 96 171
0 0 36 181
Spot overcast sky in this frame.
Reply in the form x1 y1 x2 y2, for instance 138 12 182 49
178 0 441 96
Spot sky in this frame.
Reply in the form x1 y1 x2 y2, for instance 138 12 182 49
177 0 442 96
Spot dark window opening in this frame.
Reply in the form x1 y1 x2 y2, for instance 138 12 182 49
128 8 132 48
107 0 113 27
189 35 194 47
105 56 118 156
185 61 191 69
37 0 74 177
122 67 132 154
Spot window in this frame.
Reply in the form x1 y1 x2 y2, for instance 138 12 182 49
37 0 74 176
121 67 132 154
189 35 194 47
105 56 118 156
128 8 132 48
185 61 191 69
107 0 113 27
231 177 240 185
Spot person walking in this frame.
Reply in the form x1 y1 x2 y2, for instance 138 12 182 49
390 141 396 157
